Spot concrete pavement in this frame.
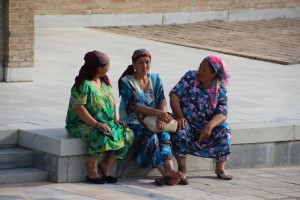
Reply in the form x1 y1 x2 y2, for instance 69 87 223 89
0 166 300 199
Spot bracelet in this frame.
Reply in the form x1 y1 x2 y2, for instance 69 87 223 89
95 122 99 128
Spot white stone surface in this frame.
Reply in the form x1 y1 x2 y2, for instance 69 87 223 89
0 65 3 81
229 7 300 21
295 125 300 140
34 8 300 28
162 11 228 24
18 129 87 156
91 13 162 27
231 125 294 144
4 67 34 82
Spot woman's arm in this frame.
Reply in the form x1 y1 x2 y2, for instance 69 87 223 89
199 114 227 142
72 104 111 132
170 93 187 129
129 103 171 123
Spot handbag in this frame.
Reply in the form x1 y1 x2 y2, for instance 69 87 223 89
141 115 178 133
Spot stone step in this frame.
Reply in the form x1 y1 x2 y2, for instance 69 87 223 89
0 147 33 170
0 167 48 184
0 129 18 147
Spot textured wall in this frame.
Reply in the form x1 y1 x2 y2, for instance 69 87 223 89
34 0 300 15
0 1 4 70
5 0 34 69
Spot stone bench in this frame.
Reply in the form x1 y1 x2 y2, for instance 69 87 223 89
8 122 300 182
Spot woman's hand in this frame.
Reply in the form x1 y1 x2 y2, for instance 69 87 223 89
157 111 172 123
156 119 166 132
96 122 111 133
177 117 187 130
198 124 213 142
114 119 127 128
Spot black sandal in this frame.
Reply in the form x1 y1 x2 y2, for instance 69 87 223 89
154 177 165 186
104 175 118 183
86 175 106 184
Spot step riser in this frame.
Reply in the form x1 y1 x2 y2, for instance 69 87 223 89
0 148 33 170
0 168 48 184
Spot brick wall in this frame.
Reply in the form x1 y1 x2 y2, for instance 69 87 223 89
5 0 34 69
0 1 4 72
34 0 300 15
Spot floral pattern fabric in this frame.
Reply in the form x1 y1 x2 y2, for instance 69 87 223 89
119 73 172 168
170 70 231 161
65 79 134 158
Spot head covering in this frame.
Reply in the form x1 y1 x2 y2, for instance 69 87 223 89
118 49 151 96
204 55 230 109
131 48 151 63
75 50 111 90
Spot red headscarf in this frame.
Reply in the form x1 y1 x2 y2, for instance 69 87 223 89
118 49 151 95
75 50 111 91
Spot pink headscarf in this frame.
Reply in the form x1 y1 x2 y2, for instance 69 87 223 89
205 56 230 109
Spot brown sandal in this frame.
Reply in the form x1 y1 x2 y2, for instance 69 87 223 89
216 173 233 180
164 176 180 186
179 176 189 185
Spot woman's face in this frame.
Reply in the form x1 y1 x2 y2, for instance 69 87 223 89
133 56 151 76
98 63 110 77
197 59 216 84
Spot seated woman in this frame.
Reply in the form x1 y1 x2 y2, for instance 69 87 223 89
65 50 134 184
169 55 232 185
118 49 182 186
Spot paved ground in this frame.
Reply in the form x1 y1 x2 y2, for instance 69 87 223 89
94 18 300 65
0 166 300 200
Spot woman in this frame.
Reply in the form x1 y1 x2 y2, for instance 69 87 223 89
169 55 232 185
65 50 134 184
118 49 182 186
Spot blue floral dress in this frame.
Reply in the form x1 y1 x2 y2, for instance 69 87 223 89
119 72 172 168
170 71 231 161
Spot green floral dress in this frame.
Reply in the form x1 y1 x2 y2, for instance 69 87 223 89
65 79 134 158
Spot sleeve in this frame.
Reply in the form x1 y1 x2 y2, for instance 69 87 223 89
214 84 228 116
169 71 192 99
152 73 166 107
70 81 89 105
120 77 143 112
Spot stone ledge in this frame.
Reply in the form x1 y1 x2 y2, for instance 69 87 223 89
1 124 300 182
0 128 18 146
18 129 87 156
15 124 300 156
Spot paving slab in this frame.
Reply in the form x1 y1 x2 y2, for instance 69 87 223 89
0 167 299 200
94 18 300 65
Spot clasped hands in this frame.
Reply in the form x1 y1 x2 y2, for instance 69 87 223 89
156 111 173 132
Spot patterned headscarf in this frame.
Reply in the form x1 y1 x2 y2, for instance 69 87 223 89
118 48 151 95
75 50 111 90
205 55 230 109
131 48 151 63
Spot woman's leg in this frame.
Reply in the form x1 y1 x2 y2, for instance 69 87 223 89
215 160 226 174
99 156 117 177
176 156 187 174
87 157 99 178
215 160 232 180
